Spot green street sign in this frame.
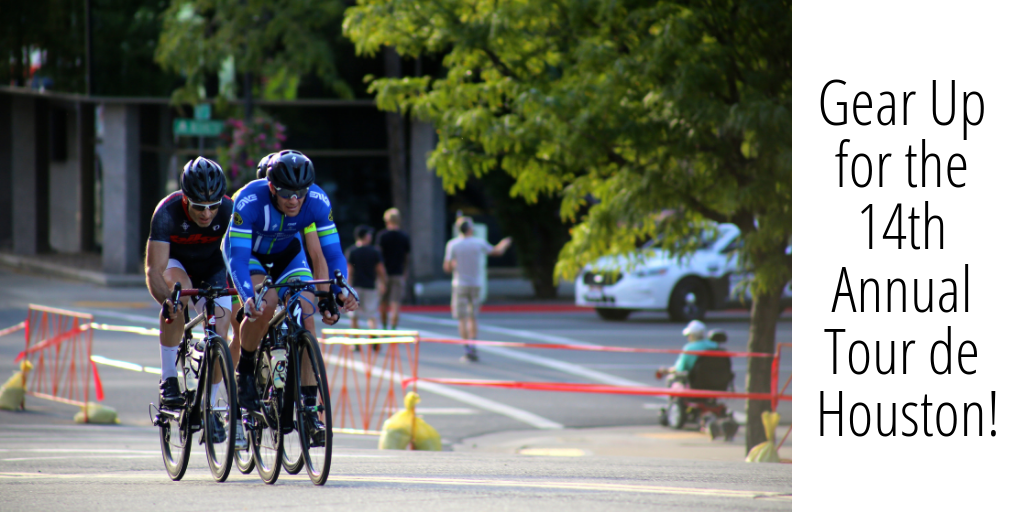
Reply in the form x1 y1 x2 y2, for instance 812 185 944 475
173 118 224 137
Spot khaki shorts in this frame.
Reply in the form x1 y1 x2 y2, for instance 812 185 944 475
347 288 380 320
451 286 482 320
384 276 405 304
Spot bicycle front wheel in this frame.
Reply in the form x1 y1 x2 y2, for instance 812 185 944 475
252 348 283 484
295 331 332 485
160 370 192 480
234 423 255 474
202 336 236 482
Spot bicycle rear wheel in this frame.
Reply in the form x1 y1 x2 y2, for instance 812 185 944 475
235 429 255 474
159 374 192 480
235 407 255 474
252 348 283 484
202 336 236 482
282 401 304 475
295 331 332 485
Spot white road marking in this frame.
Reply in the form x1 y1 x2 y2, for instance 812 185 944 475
2 455 155 462
322 353 563 430
0 449 158 454
404 314 598 347
90 355 161 374
416 408 478 415
414 327 648 388
85 309 161 325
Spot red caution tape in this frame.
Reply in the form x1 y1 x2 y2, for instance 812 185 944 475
419 337 772 358
403 377 792 402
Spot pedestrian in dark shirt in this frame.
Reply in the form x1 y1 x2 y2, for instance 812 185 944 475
376 208 411 329
346 225 386 330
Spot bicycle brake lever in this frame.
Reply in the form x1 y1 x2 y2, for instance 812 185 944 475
245 277 272 319
163 283 182 324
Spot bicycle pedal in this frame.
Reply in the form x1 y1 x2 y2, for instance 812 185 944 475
148 404 167 427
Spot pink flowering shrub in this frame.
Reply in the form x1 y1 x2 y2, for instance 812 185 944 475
218 116 287 192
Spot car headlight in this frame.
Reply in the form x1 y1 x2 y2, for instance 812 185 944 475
634 266 669 278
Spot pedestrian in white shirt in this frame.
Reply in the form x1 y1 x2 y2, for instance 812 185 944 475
443 217 512 362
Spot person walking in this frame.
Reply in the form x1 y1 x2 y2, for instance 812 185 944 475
376 208 411 330
443 217 512 362
346 225 387 332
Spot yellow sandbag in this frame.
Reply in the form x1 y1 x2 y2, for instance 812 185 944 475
0 360 33 410
378 392 442 451
745 411 781 463
73 402 120 424
412 419 442 451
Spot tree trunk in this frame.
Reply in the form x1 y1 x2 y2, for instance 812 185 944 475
384 48 408 216
744 282 785 453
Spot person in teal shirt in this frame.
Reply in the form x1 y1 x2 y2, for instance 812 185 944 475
674 320 720 373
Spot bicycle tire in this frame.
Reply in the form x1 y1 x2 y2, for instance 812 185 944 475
235 430 255 474
159 360 192 480
252 348 283 484
281 401 305 475
295 331 332 485
202 336 236 482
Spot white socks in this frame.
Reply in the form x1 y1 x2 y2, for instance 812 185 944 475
161 345 178 380
210 382 221 399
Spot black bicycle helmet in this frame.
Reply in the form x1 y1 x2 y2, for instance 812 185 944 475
180 156 226 202
257 150 306 179
256 154 271 180
267 150 314 190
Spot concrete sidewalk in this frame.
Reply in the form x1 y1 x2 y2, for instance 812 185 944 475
453 425 792 462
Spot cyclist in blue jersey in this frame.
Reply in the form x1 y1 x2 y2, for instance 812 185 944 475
226 151 331 370
222 151 356 411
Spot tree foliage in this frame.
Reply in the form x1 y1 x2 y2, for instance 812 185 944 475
155 0 354 104
346 0 791 449
345 0 790 289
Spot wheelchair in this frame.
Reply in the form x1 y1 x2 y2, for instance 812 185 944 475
656 345 740 441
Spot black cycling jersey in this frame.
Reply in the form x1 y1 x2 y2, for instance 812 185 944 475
149 191 234 280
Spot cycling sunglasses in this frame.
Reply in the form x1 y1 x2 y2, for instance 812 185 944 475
275 187 309 200
188 199 221 212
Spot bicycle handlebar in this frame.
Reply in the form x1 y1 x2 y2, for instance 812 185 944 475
242 270 358 321
178 287 238 298
162 283 182 324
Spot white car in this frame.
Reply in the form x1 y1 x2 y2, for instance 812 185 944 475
575 224 784 322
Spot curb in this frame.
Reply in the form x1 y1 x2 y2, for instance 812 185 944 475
0 254 145 287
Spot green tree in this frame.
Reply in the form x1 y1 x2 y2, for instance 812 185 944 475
154 0 354 106
345 0 791 450
481 171 571 299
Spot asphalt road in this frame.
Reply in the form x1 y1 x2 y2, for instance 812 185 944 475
0 268 792 509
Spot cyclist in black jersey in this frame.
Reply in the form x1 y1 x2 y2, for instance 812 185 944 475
146 157 233 417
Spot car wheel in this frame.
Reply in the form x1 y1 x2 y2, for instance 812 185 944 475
595 308 631 321
668 278 710 323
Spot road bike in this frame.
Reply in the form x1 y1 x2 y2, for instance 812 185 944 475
150 283 239 482
239 270 357 485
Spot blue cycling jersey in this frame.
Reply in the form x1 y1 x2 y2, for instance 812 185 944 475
222 179 346 303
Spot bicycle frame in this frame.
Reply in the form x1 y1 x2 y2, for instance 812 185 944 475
243 278 340 427
153 285 237 426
